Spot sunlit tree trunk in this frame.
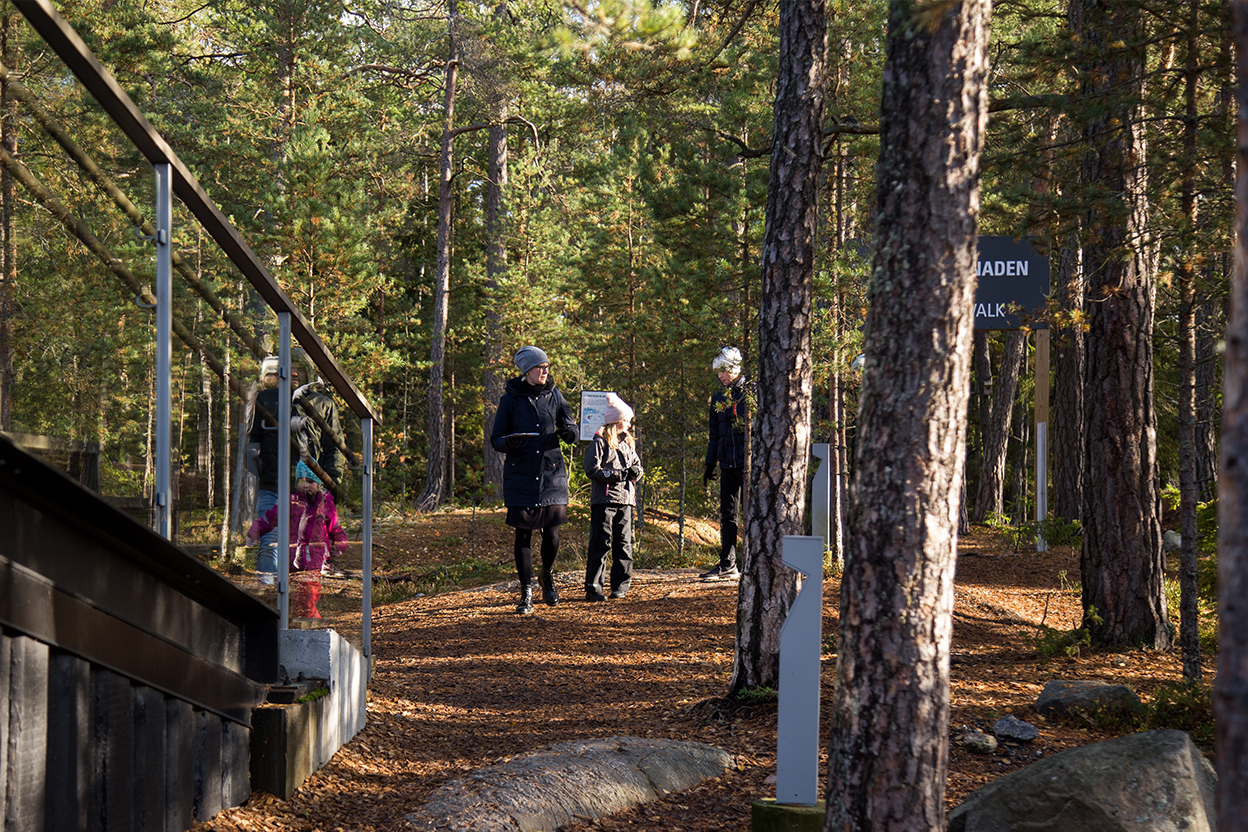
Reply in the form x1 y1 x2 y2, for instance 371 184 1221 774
1217 6 1248 827
416 1 459 512
1073 0 1170 650
0 10 16 432
1176 0 1202 681
729 0 826 695
826 0 990 828
1051 239 1085 523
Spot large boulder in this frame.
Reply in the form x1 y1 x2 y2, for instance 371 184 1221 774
404 736 735 832
1035 679 1143 720
948 729 1216 832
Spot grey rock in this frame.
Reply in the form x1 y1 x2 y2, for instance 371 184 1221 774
404 736 734 831
961 731 998 754
948 729 1216 832
1163 530 1182 553
1035 679 1143 719
992 715 1038 743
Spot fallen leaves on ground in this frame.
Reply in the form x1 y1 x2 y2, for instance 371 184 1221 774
193 515 1212 832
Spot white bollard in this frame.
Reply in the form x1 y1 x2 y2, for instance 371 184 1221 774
776 535 824 806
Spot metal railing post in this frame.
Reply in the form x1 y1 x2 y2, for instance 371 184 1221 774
278 315 291 629
154 161 172 539
362 417 374 672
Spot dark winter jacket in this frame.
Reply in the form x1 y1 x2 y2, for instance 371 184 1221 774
706 377 750 471
295 386 347 483
584 430 643 506
490 376 578 508
249 386 288 491
249 384 348 490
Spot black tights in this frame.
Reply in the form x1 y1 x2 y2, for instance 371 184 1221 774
514 526 560 587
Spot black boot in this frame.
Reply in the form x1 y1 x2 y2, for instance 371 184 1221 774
516 584 534 615
540 567 559 607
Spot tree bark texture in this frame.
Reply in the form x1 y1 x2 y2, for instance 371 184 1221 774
416 5 459 512
0 11 14 432
1177 0 1202 681
1051 240 1085 523
1195 286 1222 501
825 2 990 830
973 330 1026 522
482 110 508 499
729 0 826 695
1217 5 1248 826
1073 0 1170 650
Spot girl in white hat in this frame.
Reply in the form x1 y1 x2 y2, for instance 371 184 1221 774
582 393 643 601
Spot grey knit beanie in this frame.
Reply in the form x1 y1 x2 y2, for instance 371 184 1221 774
514 345 550 374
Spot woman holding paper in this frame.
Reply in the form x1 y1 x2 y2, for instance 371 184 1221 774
489 345 579 614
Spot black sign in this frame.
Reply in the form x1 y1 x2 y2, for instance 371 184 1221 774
974 237 1049 330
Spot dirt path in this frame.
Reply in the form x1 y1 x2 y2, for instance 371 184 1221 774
194 527 1210 832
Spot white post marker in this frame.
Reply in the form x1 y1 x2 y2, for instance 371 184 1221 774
810 444 831 550
776 535 824 806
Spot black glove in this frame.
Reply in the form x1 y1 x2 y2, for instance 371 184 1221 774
704 463 717 486
505 435 527 451
629 465 643 482
558 426 578 444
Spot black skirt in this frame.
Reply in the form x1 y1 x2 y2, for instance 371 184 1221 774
506 504 568 530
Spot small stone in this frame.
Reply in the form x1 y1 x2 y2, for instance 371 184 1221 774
962 731 998 754
992 714 1039 743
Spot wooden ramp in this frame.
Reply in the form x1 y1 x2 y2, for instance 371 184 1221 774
0 434 279 830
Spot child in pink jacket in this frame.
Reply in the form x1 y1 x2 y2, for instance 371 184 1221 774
246 461 348 617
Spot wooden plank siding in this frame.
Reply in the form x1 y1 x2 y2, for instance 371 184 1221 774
0 436 280 829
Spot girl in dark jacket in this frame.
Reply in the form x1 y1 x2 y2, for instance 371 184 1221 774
582 393 643 601
489 346 579 614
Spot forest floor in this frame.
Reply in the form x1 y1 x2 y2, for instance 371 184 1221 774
194 508 1214 832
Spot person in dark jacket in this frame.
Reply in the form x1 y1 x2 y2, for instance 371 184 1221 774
489 346 579 614
247 348 348 580
702 346 748 580
583 393 643 601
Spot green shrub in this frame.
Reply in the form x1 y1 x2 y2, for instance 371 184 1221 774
1033 607 1101 661
734 686 778 706
1144 679 1214 746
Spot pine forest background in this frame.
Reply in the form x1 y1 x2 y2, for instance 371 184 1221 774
0 0 1230 542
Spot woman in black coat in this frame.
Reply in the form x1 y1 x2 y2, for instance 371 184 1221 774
489 345 579 614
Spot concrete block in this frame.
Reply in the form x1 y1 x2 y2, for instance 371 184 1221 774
280 628 367 762
250 695 327 799
751 799 827 832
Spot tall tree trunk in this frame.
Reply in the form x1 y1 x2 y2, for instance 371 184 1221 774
1074 0 1170 650
729 0 826 695
1195 286 1222 500
482 112 507 499
416 2 460 512
1051 239 1085 523
482 0 511 499
1176 0 1202 681
970 331 990 496
826 0 990 828
1218 3 1248 822
0 10 15 432
973 330 1026 522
